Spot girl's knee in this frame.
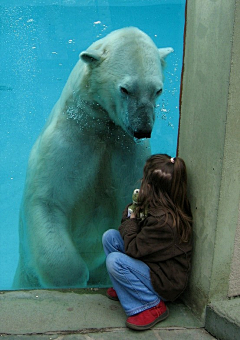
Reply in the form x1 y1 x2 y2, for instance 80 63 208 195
102 229 119 246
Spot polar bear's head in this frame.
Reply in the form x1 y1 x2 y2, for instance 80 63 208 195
80 27 173 139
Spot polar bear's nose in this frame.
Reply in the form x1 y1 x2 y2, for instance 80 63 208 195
134 130 152 139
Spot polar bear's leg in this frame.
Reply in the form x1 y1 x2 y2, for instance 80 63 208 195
13 258 41 289
24 203 89 288
88 261 111 286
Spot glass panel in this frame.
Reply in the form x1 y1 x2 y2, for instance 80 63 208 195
0 0 186 290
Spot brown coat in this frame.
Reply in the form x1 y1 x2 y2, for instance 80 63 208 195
118 205 192 302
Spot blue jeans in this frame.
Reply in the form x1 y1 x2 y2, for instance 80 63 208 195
102 229 161 316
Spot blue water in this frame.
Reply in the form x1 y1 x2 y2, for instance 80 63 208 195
0 0 186 290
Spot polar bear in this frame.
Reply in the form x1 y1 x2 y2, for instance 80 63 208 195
13 27 173 289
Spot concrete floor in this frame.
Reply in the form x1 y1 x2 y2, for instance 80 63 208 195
0 289 217 339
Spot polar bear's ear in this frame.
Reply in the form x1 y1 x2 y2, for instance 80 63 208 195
80 50 102 64
158 47 174 59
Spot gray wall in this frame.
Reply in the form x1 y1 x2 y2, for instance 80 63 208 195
178 0 240 319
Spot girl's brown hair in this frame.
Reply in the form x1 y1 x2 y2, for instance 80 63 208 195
137 154 192 243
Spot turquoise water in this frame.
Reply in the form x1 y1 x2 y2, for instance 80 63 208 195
0 0 186 290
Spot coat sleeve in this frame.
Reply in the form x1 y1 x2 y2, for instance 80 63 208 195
120 204 131 223
119 215 174 259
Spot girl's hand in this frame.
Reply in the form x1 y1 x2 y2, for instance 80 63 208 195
130 212 136 219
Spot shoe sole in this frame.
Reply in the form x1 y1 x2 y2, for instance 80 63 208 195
126 307 169 331
106 294 119 301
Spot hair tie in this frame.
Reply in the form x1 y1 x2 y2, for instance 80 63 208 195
170 157 175 164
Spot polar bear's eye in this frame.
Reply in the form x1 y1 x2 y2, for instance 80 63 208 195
120 86 129 95
156 89 163 96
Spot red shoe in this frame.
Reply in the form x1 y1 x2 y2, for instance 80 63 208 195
106 287 119 301
126 300 169 330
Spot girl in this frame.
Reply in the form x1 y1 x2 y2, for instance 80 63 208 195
102 154 193 331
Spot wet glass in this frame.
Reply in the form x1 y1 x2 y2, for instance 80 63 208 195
0 0 186 290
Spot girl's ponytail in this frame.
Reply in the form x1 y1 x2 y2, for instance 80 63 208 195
170 156 192 242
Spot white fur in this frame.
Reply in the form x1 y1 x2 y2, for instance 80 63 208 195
13 27 173 288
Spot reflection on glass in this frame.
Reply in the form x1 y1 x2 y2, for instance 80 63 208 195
0 0 186 290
